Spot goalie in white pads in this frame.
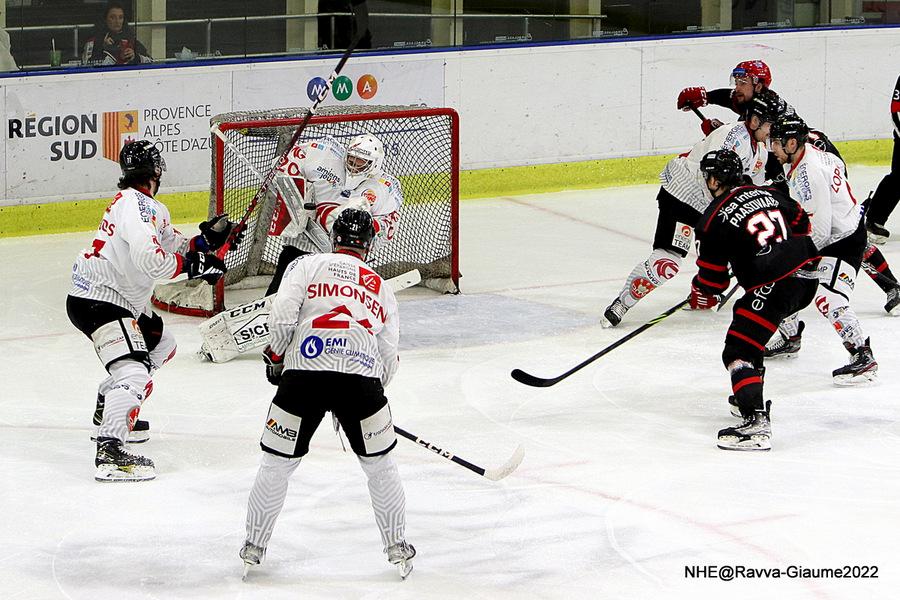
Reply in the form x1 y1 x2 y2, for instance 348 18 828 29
240 209 415 580
199 133 405 362
66 140 239 482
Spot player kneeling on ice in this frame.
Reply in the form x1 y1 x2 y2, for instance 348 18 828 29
66 140 241 481
240 209 415 580
690 149 819 451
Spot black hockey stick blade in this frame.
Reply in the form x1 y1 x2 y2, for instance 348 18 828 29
715 283 741 312
395 425 524 481
511 298 690 388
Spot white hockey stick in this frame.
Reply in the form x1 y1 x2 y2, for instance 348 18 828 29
199 269 422 363
394 426 525 481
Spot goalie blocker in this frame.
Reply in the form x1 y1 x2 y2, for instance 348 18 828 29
199 269 421 362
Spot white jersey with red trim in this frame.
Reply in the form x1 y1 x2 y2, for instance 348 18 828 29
783 144 863 250
69 187 189 315
315 173 404 250
267 252 400 386
661 121 768 213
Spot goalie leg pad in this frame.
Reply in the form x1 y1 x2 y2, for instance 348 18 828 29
199 296 273 363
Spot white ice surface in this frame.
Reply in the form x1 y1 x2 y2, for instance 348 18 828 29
2 166 899 600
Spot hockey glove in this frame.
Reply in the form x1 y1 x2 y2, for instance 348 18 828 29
183 251 227 284
262 346 284 386
701 118 724 136
689 278 719 310
193 214 244 252
677 86 707 111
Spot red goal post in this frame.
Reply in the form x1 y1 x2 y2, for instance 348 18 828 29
152 105 460 317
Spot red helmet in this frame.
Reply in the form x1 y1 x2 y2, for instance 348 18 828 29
731 60 772 88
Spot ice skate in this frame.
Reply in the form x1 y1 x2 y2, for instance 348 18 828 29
602 299 628 328
885 287 900 316
832 338 878 386
239 541 265 581
718 406 771 451
727 395 741 418
91 393 150 444
866 220 890 245
94 437 155 482
764 321 804 359
387 541 416 580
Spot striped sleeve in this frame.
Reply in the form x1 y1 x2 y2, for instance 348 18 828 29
121 202 182 280
267 258 309 356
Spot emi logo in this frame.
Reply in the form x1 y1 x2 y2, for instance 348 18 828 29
300 335 325 359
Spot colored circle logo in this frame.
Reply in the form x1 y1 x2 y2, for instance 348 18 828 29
332 75 353 101
300 335 325 359
357 74 378 100
307 77 328 102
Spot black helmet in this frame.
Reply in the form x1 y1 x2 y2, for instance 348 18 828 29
745 88 785 124
770 114 809 146
331 208 376 252
119 140 165 180
700 149 744 187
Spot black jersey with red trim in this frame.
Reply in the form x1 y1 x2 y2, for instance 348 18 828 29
694 185 819 294
890 73 900 136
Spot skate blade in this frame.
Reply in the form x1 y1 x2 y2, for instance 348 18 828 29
600 317 617 329
717 435 771 452
396 560 413 580
833 371 878 387
94 464 156 482
765 352 799 360
241 563 254 581
867 232 887 245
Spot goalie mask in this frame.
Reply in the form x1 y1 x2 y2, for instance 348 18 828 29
120 140 166 180
332 208 376 254
345 134 385 181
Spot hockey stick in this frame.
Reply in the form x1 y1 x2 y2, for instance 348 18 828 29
715 283 741 312
511 298 690 388
394 426 524 482
691 107 707 121
214 36 365 259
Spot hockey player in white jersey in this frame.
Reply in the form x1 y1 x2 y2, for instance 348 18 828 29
265 133 402 295
601 89 783 327
66 140 239 481
240 209 415 579
766 115 878 384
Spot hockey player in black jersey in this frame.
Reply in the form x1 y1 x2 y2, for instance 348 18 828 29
689 149 819 451
864 72 900 244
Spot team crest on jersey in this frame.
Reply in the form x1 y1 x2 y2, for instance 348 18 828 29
359 266 382 293
630 277 655 299
653 258 678 280
363 189 377 204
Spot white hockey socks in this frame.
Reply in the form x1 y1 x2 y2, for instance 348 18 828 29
96 359 150 443
617 248 682 308
815 258 867 350
245 452 301 550
777 312 801 338
358 453 407 550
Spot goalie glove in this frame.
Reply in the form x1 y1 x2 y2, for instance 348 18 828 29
192 214 245 252
262 346 284 386
182 251 227 284
689 277 719 310
677 86 708 111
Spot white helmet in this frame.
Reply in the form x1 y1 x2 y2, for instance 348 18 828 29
345 134 385 180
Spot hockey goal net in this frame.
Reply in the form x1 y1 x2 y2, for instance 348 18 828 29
152 105 460 317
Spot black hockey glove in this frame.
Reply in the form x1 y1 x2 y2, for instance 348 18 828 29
183 251 227 284
262 346 284 386
194 214 244 252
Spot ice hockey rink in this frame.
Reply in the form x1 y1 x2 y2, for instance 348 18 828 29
2 166 898 600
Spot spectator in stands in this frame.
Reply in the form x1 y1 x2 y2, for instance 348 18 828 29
82 1 152 66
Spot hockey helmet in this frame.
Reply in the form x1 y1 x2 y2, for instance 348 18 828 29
345 134 385 179
119 140 166 180
700 149 744 187
331 208 376 252
731 60 772 88
770 114 810 146
745 88 785 124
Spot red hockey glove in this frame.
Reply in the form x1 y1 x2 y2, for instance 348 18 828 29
263 346 284 386
677 86 708 111
689 280 719 310
701 118 724 136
